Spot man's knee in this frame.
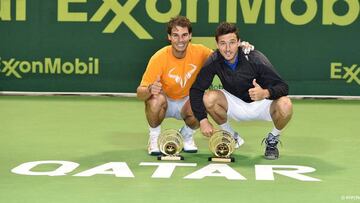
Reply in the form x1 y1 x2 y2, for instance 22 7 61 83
203 90 222 109
181 101 192 117
146 94 167 112
273 96 293 118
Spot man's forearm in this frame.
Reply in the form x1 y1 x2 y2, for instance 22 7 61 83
136 86 152 101
189 87 208 122
268 83 289 100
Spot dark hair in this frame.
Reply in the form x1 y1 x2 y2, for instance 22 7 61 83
215 22 240 42
167 16 192 34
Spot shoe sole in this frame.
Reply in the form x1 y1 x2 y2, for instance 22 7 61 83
264 155 279 160
149 151 162 156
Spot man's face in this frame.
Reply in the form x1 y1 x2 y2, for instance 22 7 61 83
168 26 192 54
217 33 240 63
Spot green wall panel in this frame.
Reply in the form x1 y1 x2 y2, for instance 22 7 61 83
0 0 359 95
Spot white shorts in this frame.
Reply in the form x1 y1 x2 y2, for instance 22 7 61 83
220 89 273 121
165 96 188 120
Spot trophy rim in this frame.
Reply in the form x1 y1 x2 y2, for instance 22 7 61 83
209 130 236 158
158 129 184 156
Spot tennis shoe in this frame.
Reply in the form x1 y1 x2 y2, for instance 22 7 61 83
262 133 280 160
179 127 198 153
233 132 244 149
147 133 161 156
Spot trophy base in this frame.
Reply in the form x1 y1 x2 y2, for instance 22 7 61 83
208 157 235 163
157 155 184 161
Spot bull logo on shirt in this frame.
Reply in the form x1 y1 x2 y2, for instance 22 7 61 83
168 64 197 88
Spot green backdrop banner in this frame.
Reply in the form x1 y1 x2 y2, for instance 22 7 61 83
0 0 359 95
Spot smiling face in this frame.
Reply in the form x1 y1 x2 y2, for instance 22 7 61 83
217 33 240 64
168 26 192 59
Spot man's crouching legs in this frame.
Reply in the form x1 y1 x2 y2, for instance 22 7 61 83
145 94 167 155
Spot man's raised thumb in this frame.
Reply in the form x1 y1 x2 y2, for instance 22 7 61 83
253 79 260 87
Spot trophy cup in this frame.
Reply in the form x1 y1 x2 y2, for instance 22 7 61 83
208 130 236 162
157 129 184 161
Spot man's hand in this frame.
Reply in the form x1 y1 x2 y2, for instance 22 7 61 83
240 41 254 55
200 119 214 137
148 75 162 95
248 79 270 101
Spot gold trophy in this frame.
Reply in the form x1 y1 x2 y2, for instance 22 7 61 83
157 129 184 161
208 130 236 162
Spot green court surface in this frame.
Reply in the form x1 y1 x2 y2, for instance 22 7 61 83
0 96 359 203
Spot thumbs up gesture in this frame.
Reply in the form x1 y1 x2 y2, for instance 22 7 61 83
252 78 260 87
248 79 269 101
240 41 255 55
148 75 163 95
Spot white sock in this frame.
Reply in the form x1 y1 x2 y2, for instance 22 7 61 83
149 125 161 136
220 122 235 135
270 127 281 137
180 125 195 137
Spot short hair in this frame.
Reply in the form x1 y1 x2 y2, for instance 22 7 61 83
167 16 192 35
215 22 240 42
